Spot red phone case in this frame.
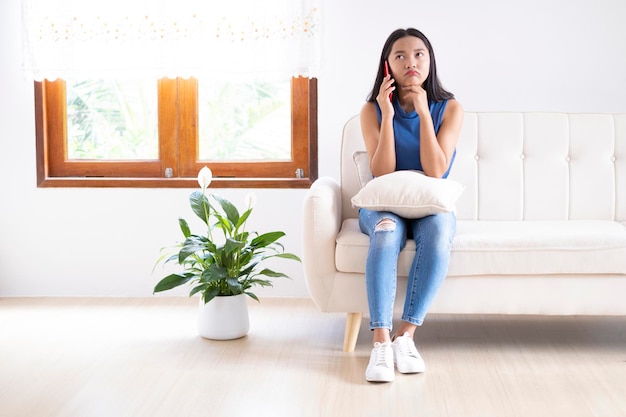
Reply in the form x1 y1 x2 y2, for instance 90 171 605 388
384 61 392 100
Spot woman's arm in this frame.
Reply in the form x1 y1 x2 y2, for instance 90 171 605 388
360 102 396 177
359 69 398 177
418 99 464 178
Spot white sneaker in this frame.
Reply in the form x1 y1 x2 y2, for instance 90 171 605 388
391 332 426 373
365 342 395 382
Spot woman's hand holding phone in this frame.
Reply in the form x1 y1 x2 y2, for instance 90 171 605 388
378 60 395 114
384 61 393 101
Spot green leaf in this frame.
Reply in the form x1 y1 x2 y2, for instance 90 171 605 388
245 291 260 302
273 253 302 262
152 250 180 273
224 237 246 257
178 218 191 238
202 286 221 304
236 252 255 270
179 238 208 263
226 278 243 294
154 273 194 293
201 264 228 283
256 268 290 278
246 278 273 286
189 283 208 297
237 208 252 229
235 264 254 280
212 194 240 225
164 253 179 264
214 213 234 237
233 231 250 243
251 231 285 248
190 190 212 225
202 239 217 254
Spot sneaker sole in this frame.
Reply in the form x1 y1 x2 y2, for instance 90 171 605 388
366 373 395 382
395 362 426 374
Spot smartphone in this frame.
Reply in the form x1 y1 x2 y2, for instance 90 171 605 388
384 61 392 101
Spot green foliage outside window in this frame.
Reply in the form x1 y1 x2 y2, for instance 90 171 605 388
65 78 290 162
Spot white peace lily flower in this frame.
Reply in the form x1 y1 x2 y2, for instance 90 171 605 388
245 192 257 210
198 166 213 191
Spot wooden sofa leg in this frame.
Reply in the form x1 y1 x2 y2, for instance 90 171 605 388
343 312 363 352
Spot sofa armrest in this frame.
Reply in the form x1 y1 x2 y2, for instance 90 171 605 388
301 176 343 311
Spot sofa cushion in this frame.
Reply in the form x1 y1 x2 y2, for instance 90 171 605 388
353 151 373 188
336 219 626 276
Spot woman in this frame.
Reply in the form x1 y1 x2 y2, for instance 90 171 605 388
359 28 464 382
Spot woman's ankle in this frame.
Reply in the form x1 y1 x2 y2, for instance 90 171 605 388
372 328 391 345
392 323 418 341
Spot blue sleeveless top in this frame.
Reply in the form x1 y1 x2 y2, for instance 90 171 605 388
376 99 455 178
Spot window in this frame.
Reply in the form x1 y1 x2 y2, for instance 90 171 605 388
24 0 321 188
34 76 318 188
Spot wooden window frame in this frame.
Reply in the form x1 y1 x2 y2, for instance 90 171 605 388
34 77 318 188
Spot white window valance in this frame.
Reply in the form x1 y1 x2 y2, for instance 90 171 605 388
21 0 321 81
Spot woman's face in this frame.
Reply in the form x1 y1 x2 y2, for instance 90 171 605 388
387 36 430 87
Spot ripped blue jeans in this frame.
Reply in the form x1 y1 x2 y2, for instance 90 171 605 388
358 208 456 330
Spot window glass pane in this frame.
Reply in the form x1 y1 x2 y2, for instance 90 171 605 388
66 79 158 160
197 78 290 161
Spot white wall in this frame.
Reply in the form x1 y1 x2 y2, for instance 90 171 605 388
1 0 625 297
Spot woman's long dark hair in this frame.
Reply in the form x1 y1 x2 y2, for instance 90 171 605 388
366 28 454 103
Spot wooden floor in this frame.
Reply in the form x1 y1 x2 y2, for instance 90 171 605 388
0 297 625 417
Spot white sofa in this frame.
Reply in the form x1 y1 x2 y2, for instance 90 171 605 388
302 112 626 352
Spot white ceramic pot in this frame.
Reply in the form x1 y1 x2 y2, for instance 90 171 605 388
197 294 250 340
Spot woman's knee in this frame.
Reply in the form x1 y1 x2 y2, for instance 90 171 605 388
368 215 407 249
426 212 455 232
374 217 396 232
415 213 456 247
359 209 406 236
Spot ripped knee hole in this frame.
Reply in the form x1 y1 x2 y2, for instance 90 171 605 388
374 218 396 232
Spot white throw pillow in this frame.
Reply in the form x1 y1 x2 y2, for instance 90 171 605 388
353 151 373 188
351 170 465 218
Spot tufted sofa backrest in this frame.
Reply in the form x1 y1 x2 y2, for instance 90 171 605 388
340 112 626 222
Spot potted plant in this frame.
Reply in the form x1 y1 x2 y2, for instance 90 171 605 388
153 166 301 340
